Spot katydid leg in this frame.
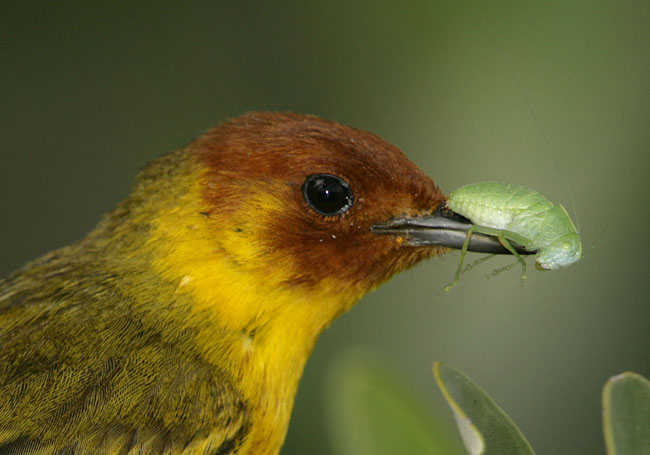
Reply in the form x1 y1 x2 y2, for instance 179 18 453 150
442 226 476 292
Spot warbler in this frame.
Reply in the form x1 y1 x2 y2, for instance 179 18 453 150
0 112 510 455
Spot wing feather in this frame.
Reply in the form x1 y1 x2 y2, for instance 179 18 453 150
0 252 250 455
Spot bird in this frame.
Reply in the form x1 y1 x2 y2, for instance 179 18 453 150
0 112 512 455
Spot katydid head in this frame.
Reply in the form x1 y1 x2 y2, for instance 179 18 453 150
535 233 582 270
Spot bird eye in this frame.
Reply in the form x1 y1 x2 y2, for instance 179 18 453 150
302 174 354 216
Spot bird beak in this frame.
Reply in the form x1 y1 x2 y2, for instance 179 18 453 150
371 205 532 255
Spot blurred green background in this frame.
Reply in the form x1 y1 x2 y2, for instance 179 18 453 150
1 1 648 453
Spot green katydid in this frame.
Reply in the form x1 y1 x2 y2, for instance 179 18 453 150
442 182 582 292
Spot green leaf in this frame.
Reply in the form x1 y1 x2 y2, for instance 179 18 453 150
325 349 464 455
433 362 535 455
602 371 650 455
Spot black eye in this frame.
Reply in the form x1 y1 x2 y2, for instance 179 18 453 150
302 174 354 216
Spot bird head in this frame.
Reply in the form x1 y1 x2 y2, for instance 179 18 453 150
195 112 447 296
104 112 501 336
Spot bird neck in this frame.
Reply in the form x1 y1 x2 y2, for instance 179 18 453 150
83 148 364 453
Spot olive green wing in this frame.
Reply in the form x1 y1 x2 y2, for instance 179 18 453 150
0 257 250 455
